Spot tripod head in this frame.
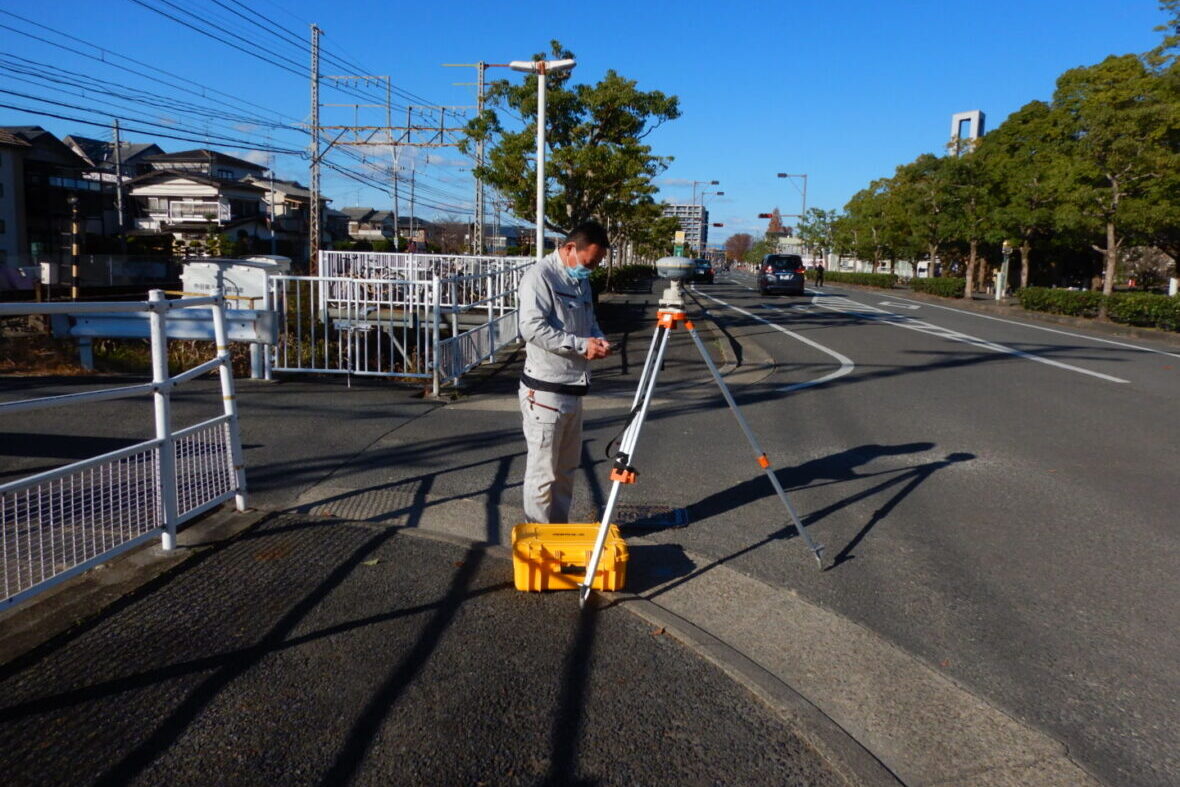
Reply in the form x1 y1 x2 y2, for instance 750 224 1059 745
658 279 686 310
654 255 692 312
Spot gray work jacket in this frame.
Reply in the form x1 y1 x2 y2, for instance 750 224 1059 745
518 250 605 386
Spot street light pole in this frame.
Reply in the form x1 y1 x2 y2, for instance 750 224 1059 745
691 179 719 206
503 57 576 260
776 172 808 218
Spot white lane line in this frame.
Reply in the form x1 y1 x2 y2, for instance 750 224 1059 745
861 292 1180 360
694 290 855 392
816 296 1129 384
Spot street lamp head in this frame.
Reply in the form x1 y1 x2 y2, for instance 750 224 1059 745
508 58 576 75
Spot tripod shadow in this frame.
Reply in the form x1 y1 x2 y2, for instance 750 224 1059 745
648 447 974 599
689 442 935 522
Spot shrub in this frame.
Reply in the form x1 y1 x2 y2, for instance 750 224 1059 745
1106 292 1180 331
910 277 966 298
1017 287 1105 317
590 264 655 294
823 271 897 288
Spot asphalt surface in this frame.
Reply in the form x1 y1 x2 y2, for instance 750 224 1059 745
0 514 843 787
3 276 1178 785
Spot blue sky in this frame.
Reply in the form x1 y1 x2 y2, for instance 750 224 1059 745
0 0 1168 245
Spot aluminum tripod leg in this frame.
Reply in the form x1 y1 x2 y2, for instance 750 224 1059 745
685 323 824 567
578 325 671 607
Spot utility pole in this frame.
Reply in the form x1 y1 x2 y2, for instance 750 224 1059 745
112 119 126 254
444 61 488 254
309 23 322 271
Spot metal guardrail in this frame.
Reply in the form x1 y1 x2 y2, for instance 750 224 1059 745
0 290 248 609
273 253 533 394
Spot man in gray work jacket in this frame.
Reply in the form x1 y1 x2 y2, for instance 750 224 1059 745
518 220 612 524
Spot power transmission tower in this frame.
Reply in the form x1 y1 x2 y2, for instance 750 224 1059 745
306 33 474 261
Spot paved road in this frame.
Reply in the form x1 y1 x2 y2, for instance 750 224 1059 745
663 274 1179 786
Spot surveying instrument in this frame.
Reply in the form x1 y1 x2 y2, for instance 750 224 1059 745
578 257 824 607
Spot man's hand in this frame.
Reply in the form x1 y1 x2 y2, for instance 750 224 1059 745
583 338 611 360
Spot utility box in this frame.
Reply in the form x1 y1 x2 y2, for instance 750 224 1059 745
511 523 628 592
180 257 291 310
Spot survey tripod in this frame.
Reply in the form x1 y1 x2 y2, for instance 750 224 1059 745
579 278 824 607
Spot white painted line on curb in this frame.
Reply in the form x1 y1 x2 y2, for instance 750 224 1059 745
694 290 856 393
817 296 1130 384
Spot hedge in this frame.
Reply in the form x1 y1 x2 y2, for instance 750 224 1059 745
1016 287 1105 318
1106 292 1180 331
1018 287 1180 331
589 264 656 294
822 271 898 288
910 277 966 298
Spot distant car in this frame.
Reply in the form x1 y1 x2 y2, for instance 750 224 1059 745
758 254 806 295
691 258 715 284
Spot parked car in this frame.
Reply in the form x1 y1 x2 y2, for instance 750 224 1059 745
692 258 715 284
758 254 806 295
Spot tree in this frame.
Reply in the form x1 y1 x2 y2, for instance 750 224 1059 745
725 232 753 261
766 208 785 235
1050 54 1179 302
975 100 1061 288
796 208 837 259
893 154 955 274
464 41 680 253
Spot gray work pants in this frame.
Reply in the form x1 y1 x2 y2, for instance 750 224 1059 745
519 384 584 524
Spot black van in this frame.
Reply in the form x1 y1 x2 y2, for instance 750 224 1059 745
758 254 806 295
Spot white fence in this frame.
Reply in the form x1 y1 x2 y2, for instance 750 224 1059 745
0 290 248 610
272 251 533 394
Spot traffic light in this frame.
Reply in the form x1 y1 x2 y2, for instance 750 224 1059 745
757 213 772 219
712 223 724 227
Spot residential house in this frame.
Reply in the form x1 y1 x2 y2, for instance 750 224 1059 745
341 208 395 243
0 129 31 273
244 175 332 267
64 135 165 237
394 215 439 250
0 127 104 266
128 167 269 254
143 149 268 182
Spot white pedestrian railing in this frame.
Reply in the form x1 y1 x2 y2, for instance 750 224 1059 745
0 290 248 610
273 252 533 394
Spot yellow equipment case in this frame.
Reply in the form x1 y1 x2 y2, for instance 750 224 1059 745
510 523 628 592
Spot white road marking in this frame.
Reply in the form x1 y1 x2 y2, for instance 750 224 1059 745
879 300 921 310
867 292 1180 360
816 296 1129 384
694 291 855 392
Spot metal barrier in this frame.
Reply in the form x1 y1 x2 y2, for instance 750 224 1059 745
0 290 248 609
272 253 533 394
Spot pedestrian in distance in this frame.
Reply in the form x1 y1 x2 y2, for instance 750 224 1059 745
518 220 612 524
815 260 825 288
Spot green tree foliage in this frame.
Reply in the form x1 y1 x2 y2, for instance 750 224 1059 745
1050 54 1180 299
796 208 837 257
834 7 1180 297
462 41 680 254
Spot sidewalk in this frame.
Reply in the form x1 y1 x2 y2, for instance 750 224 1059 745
0 511 856 786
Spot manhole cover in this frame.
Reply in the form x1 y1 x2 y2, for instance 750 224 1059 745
607 504 688 529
